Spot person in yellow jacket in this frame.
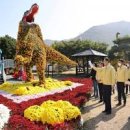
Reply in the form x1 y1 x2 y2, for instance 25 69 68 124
89 57 116 115
125 62 130 94
116 59 128 106
96 62 104 103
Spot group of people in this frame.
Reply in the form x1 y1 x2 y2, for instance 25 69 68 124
89 58 130 115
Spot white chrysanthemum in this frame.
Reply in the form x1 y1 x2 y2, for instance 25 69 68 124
0 104 11 129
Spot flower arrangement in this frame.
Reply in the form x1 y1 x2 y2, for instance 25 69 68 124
24 100 81 125
8 115 81 130
41 106 64 125
14 55 25 64
63 81 73 86
15 19 77 85
24 105 44 122
41 100 56 108
0 78 92 114
53 100 81 121
0 78 92 129
0 78 73 95
45 45 77 66
12 69 27 81
0 104 11 129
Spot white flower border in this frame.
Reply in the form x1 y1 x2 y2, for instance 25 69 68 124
0 83 83 103
0 104 11 129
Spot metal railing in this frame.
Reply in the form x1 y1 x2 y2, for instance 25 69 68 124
0 58 6 81
3 59 14 69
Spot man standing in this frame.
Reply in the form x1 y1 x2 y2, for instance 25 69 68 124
116 59 128 106
125 62 130 94
89 57 116 115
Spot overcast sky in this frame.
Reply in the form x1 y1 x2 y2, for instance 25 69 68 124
0 0 130 40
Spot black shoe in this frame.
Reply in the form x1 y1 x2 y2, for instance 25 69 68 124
106 112 111 115
98 100 103 103
102 110 107 113
123 102 126 106
116 103 121 106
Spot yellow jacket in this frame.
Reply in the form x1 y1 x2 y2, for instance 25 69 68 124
96 68 103 83
93 63 116 86
128 68 130 80
116 65 128 82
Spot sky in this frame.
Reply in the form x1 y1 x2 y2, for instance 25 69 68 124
0 0 130 40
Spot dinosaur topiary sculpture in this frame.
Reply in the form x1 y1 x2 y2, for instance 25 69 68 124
15 4 77 86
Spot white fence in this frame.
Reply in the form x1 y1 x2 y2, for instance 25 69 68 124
3 59 14 69
3 59 53 71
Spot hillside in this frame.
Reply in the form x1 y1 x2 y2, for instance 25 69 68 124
74 21 130 45
45 21 130 46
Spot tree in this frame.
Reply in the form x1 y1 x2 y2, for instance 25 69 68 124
111 35 130 61
0 35 16 59
51 40 108 59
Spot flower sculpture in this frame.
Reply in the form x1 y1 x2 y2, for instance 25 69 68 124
15 3 77 87
0 104 11 129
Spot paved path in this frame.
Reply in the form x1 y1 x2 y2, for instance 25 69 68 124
82 93 130 130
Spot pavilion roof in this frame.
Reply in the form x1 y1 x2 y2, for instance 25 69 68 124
72 48 107 57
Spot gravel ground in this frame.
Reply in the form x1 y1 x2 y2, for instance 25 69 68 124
82 93 130 130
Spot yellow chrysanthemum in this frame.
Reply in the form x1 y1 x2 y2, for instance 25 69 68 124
0 78 73 95
24 105 44 121
41 100 56 108
41 107 64 125
54 100 72 108
64 81 73 86
54 100 81 121
13 86 47 95
24 100 81 125
15 55 24 62
0 82 12 88
13 86 29 95
63 106 81 121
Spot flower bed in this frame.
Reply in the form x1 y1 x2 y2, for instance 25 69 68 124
24 100 81 124
0 78 92 129
0 104 11 129
0 78 74 96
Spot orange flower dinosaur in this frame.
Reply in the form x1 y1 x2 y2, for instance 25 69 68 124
15 4 77 86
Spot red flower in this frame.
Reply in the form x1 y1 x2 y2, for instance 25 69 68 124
8 115 46 130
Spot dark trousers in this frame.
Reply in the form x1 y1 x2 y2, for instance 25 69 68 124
98 83 103 101
103 85 112 112
117 82 126 104
126 79 130 94
93 79 98 97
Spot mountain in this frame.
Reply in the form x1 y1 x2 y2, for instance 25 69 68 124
74 21 130 46
45 21 130 46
